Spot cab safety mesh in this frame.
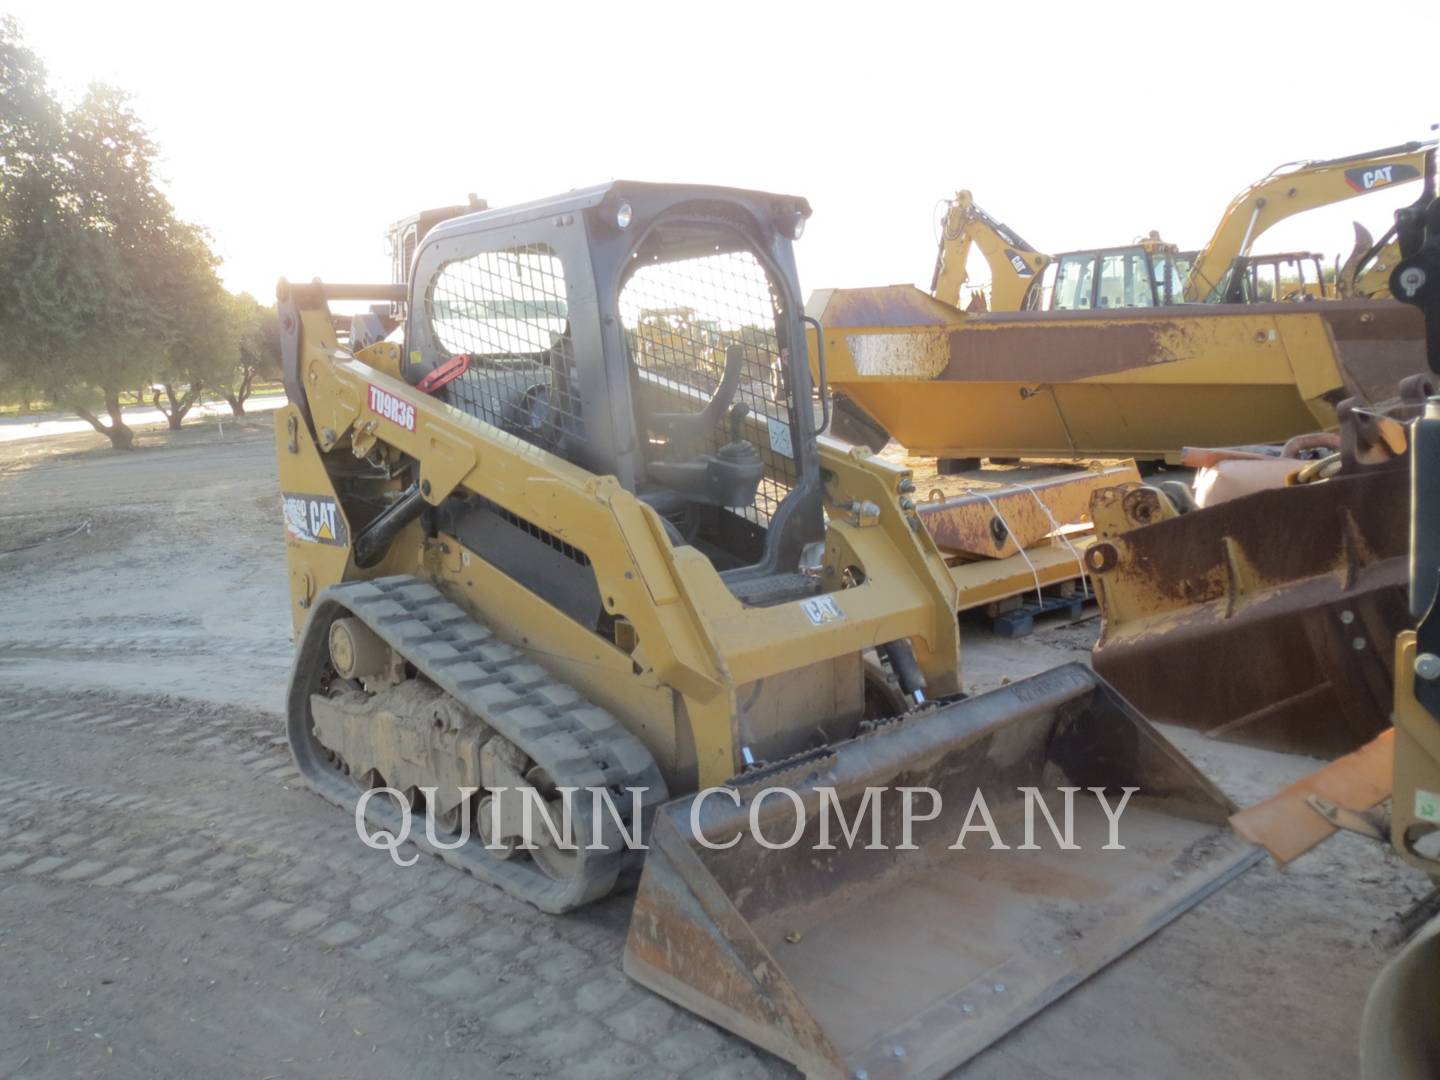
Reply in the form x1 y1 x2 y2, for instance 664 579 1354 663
424 244 583 454
621 248 797 525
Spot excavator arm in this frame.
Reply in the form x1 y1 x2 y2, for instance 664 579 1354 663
930 190 1051 311
1339 219 1422 300
1186 140 1436 303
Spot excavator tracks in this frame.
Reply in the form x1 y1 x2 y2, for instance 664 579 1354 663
285 575 668 913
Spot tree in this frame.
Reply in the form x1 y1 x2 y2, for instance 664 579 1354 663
0 17 66 417
0 21 229 448
58 85 192 446
222 292 280 418
147 228 232 429
16 216 153 447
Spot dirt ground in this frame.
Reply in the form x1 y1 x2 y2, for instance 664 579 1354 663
0 417 1432 1080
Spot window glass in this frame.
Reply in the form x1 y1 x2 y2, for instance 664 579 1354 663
1151 254 1187 304
429 245 569 360
1051 255 1096 310
1248 261 1276 302
1027 262 1057 310
1276 257 1308 301
1097 251 1154 308
424 244 580 451
620 245 792 526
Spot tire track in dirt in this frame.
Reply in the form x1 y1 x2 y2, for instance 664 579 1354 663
0 688 780 1080
0 636 293 662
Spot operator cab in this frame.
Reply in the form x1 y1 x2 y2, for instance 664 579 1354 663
402 183 823 614
1218 251 1330 303
1024 241 1192 311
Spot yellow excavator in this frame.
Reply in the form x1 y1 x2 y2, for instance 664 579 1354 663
1186 139 1435 303
932 142 1433 317
274 182 1255 1077
932 190 1192 314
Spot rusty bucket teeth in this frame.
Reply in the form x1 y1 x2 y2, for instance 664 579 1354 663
623 664 1259 1079
1090 470 1408 759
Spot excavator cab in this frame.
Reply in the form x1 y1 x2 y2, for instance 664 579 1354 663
1026 242 1189 311
1223 251 1331 303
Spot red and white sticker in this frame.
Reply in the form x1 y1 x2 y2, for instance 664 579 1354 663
368 384 416 431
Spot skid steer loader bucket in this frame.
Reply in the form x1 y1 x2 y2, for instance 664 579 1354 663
624 664 1259 1078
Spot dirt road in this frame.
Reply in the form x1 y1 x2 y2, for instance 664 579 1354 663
0 419 1431 1079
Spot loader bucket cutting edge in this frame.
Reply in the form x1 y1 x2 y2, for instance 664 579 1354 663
622 663 1261 1079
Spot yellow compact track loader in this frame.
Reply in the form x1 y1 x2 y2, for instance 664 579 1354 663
275 182 1255 1077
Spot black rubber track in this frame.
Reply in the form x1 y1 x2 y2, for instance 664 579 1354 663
286 575 669 913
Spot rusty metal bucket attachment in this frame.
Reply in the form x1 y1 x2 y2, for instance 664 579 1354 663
623 664 1259 1078
1088 469 1409 758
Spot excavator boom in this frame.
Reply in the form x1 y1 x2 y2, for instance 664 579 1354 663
931 190 1051 311
1186 140 1436 303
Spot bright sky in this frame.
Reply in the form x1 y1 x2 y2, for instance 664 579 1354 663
9 1 1436 301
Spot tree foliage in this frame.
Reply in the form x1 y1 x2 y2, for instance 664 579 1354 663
0 17 65 414
224 292 280 417
0 19 251 444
